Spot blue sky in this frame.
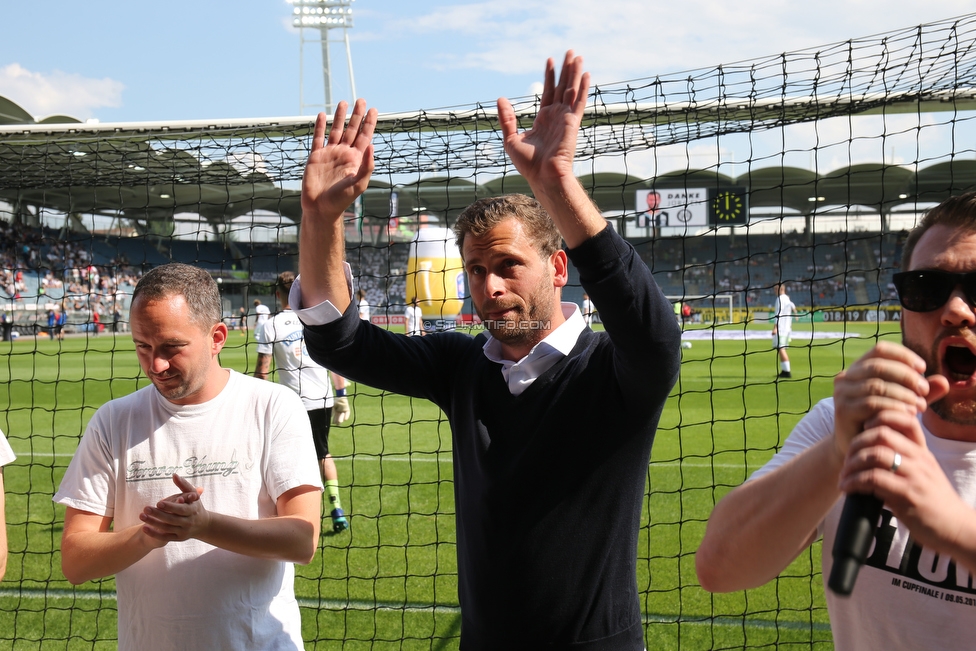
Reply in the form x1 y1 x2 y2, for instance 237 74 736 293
0 1 972 124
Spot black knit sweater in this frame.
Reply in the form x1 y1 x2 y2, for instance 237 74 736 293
303 226 681 649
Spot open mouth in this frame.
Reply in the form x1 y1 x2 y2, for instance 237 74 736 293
944 344 976 381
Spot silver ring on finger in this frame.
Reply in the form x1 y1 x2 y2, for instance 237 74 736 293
890 452 902 474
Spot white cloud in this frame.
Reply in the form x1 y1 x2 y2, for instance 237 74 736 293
0 64 124 120
366 0 976 85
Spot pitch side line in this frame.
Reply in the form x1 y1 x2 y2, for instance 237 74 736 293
680 329 858 341
0 587 830 632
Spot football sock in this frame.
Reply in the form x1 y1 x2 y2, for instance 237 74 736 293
325 480 343 511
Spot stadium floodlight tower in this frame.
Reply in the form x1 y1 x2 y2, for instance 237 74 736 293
289 0 356 115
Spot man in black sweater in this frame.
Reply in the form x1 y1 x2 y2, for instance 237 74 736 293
293 52 681 649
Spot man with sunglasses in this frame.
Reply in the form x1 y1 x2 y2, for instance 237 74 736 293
697 192 976 649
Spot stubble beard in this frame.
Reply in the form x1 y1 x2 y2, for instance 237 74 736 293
479 281 556 352
485 301 553 348
152 375 191 402
903 332 976 426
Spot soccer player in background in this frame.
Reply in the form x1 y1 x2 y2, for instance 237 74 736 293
253 298 270 332
292 52 680 649
581 292 595 326
404 296 425 336
772 282 796 378
697 193 976 648
356 288 369 321
255 271 350 533
54 263 322 651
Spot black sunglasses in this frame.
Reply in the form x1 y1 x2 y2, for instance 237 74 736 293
893 269 976 312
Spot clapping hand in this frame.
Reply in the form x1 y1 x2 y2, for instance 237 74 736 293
140 474 209 543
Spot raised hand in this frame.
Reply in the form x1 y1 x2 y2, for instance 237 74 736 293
497 51 590 188
301 99 377 222
832 341 946 457
139 474 209 543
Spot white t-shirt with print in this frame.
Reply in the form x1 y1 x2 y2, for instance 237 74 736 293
54 370 322 651
256 309 334 410
752 398 976 650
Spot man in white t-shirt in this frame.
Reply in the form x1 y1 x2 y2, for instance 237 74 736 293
772 283 796 378
256 271 350 533
404 296 425 336
253 298 271 332
697 193 976 649
0 429 15 581
54 263 323 651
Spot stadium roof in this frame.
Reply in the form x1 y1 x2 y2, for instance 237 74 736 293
2 95 974 228
383 162 976 221
3 13 976 230
0 94 82 127
3 151 976 229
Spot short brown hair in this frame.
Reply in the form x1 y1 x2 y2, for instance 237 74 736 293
902 192 976 269
276 271 295 295
454 194 562 259
132 263 221 328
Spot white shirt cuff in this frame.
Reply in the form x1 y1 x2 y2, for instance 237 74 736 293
289 263 355 326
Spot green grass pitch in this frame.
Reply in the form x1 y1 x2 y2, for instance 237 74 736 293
0 321 901 649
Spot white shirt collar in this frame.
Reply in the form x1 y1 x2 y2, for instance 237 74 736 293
482 303 587 396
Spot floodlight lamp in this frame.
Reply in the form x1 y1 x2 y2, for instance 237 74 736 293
898 193 908 199
159 194 171 199
289 0 354 6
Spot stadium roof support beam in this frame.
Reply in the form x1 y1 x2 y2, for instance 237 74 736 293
4 88 976 141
